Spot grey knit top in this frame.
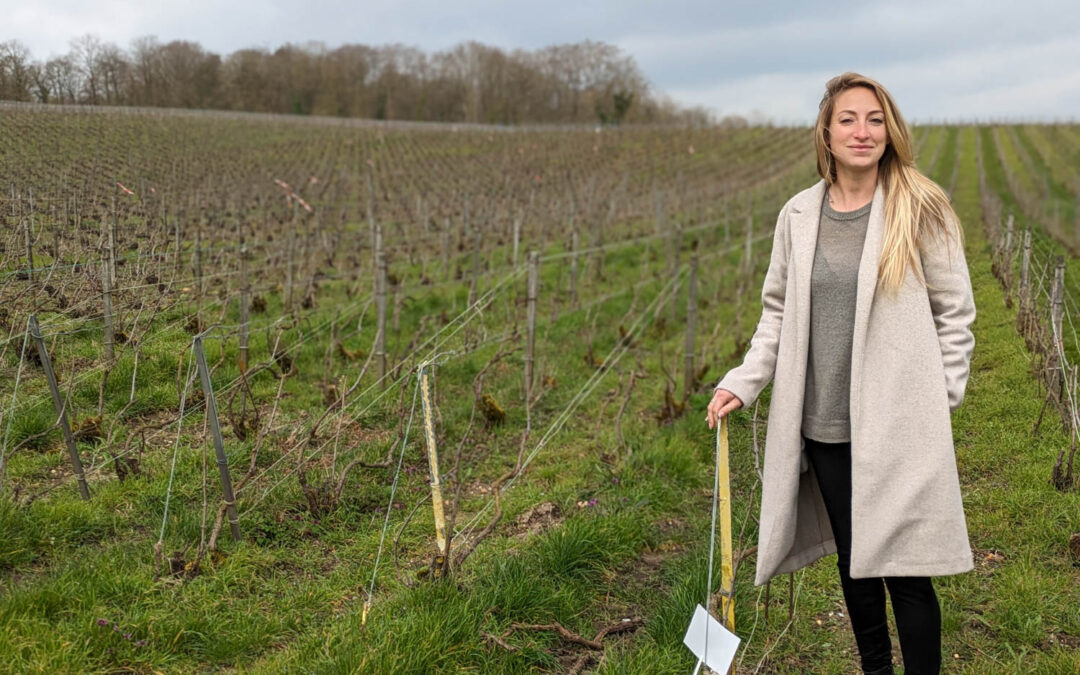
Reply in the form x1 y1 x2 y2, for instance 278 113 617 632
802 197 872 443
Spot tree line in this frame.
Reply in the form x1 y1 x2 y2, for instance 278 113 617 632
0 36 712 125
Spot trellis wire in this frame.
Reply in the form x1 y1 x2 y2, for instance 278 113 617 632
362 365 421 626
453 264 682 544
157 347 196 551
235 268 522 514
0 318 30 494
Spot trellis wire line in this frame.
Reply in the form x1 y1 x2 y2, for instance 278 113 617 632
1049 314 1080 451
364 368 421 615
0 318 30 494
3 297 256 417
157 349 195 548
452 265 681 544
1060 298 1080 359
1 215 537 388
500 266 680 493
537 212 758 263
16 302 330 494
735 585 768 670
234 282 511 510
62 261 511 500
235 269 523 511
750 570 806 673
7 275 364 432
15 259 297 340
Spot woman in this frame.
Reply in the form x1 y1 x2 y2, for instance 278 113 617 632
705 73 975 674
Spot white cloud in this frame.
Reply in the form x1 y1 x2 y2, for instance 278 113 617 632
2 0 1079 121
664 30 1080 123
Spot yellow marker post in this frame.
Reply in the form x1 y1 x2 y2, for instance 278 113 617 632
717 415 735 633
418 363 448 574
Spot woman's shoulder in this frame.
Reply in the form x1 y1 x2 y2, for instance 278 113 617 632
779 180 828 216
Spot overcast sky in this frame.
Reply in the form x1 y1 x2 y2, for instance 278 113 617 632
5 0 1080 124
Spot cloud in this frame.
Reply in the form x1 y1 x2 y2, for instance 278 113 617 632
656 20 1080 123
4 0 1079 121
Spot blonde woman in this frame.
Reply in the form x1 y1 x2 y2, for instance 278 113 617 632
705 73 975 674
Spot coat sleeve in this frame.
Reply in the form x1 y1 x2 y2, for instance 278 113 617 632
920 215 976 412
714 202 792 408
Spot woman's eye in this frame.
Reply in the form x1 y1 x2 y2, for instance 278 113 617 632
839 118 854 125
870 118 884 125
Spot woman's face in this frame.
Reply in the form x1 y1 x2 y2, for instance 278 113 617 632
827 86 888 176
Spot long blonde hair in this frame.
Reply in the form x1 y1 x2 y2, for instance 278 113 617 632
814 72 961 292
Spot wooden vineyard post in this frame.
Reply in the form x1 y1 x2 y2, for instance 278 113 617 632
238 226 250 373
24 188 34 282
1004 213 1015 291
108 197 118 287
193 223 204 329
29 315 90 500
1052 257 1065 347
366 169 376 266
193 336 242 542
1017 227 1032 337
469 225 481 308
512 214 521 267
285 225 296 314
717 415 735 634
1052 257 1065 354
375 250 388 387
684 255 698 401
525 252 539 427
442 216 451 281
1020 227 1032 302
670 223 682 324
723 199 730 243
102 211 116 363
569 228 579 310
418 362 449 578
1052 257 1067 432
1005 213 1015 258
743 214 754 279
173 210 181 274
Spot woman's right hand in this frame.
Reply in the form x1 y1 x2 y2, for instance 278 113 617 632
706 389 743 429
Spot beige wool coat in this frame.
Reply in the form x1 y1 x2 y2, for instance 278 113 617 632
716 179 976 585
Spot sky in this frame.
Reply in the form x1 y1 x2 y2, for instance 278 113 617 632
4 0 1080 124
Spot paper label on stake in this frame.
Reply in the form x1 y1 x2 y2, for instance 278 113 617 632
683 604 740 672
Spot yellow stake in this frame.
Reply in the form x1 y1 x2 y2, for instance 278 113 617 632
419 364 448 563
718 415 735 632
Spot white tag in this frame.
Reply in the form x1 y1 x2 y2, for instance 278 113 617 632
682 604 740 673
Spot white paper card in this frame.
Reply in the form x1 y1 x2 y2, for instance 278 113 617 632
682 604 740 673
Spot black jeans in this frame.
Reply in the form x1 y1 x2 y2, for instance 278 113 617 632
804 436 942 675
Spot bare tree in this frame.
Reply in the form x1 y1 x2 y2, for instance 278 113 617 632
0 40 35 101
9 35 702 124
70 34 105 104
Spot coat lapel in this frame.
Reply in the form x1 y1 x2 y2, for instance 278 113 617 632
789 180 826 356
849 182 886 432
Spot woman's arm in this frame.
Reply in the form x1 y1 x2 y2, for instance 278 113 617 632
920 216 976 412
712 201 793 409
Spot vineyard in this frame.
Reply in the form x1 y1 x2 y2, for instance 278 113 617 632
0 103 1077 673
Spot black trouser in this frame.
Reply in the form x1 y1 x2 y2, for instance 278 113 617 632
803 436 942 675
